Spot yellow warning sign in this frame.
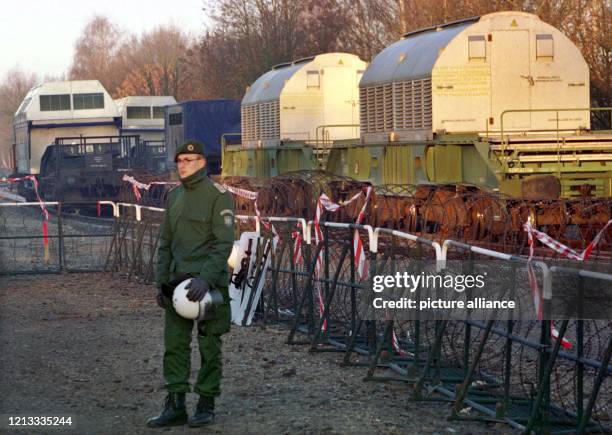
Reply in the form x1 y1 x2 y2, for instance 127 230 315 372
511 19 518 27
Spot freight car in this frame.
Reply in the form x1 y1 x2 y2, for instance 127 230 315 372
10 81 178 202
37 135 162 203
12 80 122 176
222 52 366 177
165 100 241 176
115 96 177 142
222 12 612 199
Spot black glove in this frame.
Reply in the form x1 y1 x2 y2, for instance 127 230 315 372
185 277 210 302
156 287 169 309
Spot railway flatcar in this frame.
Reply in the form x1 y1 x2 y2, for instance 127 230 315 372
222 12 611 199
37 135 152 203
222 52 367 177
115 95 177 173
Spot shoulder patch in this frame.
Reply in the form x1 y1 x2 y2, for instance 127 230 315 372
220 209 234 226
213 182 227 193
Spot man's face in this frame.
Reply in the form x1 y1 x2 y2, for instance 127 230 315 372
176 153 206 179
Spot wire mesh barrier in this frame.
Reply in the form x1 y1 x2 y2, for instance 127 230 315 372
431 242 611 433
102 203 164 284
0 202 114 274
2 194 610 433
0 202 60 274
225 214 611 433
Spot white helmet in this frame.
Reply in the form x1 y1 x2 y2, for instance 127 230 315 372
172 278 224 321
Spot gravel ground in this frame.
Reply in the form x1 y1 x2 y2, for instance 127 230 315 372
0 272 511 434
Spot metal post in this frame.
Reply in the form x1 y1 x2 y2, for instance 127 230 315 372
268 228 287 323
501 320 514 419
577 334 612 434
350 226 356 346
57 203 64 271
524 320 569 434
287 241 323 345
322 225 330 336
310 244 350 351
576 274 585 427
452 320 495 417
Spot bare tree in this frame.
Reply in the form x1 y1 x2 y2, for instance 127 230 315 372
301 0 352 54
340 0 397 60
0 67 39 173
114 25 191 99
547 0 611 125
69 16 128 95
208 0 305 73
187 0 357 99
184 30 250 99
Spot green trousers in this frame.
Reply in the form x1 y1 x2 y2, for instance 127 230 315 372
163 306 223 397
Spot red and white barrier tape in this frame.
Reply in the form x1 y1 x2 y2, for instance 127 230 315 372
352 187 372 280
121 176 278 236
313 186 373 330
121 176 280 236
223 184 258 201
121 175 179 202
524 219 583 349
292 224 303 265
524 219 612 261
132 184 142 201
222 184 279 238
391 328 408 357
524 218 612 349
527 265 572 349
314 187 372 280
551 326 572 349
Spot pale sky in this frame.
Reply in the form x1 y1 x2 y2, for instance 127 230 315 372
0 0 209 80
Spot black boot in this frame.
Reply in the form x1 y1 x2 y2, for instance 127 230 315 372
188 395 215 427
146 393 188 428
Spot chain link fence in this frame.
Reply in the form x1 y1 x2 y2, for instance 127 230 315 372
0 202 113 274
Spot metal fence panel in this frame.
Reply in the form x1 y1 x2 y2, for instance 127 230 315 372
0 203 61 274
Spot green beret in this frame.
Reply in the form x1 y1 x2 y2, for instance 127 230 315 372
175 140 206 162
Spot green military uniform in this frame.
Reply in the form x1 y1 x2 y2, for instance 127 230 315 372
155 162 234 399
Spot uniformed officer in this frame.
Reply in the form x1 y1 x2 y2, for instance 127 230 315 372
147 140 234 428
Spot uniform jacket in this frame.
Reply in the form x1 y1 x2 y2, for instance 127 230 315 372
155 168 234 334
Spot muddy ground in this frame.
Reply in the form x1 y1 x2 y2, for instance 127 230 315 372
0 272 509 434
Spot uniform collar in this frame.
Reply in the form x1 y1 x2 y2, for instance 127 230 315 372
180 167 208 190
